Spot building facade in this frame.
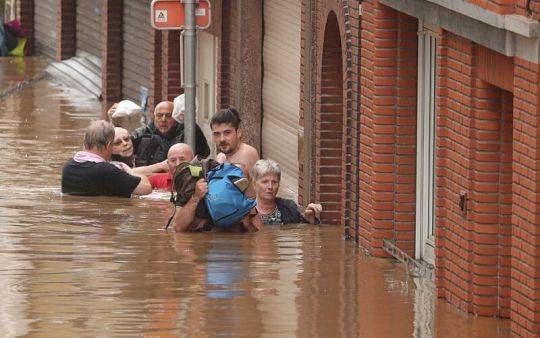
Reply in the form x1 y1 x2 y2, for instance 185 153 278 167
18 0 540 336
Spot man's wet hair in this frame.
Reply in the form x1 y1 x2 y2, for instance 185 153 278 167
210 107 241 130
84 120 115 150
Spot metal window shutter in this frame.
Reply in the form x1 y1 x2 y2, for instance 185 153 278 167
34 0 57 59
76 0 102 59
122 0 152 103
262 0 301 201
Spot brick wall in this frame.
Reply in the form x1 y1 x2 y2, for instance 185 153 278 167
161 31 182 103
466 0 515 14
101 0 123 111
17 0 34 54
516 0 540 19
342 0 361 239
56 0 76 61
299 0 359 229
511 57 540 337
359 1 418 256
148 29 162 113
316 11 344 224
220 0 237 109
218 0 262 149
464 1 540 21
435 28 540 336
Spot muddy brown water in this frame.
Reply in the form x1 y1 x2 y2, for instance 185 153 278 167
0 76 510 337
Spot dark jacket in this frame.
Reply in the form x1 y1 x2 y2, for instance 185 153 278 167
132 121 210 167
275 198 308 224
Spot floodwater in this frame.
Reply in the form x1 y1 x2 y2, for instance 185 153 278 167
0 69 510 337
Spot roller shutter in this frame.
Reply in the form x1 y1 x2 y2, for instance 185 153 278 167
76 0 102 59
122 0 152 103
262 0 301 200
34 0 57 58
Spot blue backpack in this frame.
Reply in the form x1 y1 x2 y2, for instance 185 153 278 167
205 163 256 229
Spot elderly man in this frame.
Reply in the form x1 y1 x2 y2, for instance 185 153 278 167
131 101 210 167
61 120 152 197
149 143 194 191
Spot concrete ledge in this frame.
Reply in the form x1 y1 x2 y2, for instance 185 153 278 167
425 0 540 38
505 14 540 38
379 0 540 63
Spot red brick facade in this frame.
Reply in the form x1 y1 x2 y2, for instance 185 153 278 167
17 0 34 54
55 0 76 61
301 0 539 335
358 2 418 257
101 0 123 107
434 30 514 318
28 0 540 336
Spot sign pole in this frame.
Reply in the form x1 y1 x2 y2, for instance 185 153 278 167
183 0 197 151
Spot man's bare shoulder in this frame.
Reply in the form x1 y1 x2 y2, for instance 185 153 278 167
239 143 259 158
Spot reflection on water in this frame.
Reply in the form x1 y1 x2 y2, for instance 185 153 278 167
0 77 510 337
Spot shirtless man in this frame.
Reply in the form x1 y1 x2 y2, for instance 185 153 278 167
210 107 259 172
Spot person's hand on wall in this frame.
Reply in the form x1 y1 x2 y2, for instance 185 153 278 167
304 203 323 224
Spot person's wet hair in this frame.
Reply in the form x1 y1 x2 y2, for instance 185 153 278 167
250 159 281 182
210 107 241 130
83 120 115 150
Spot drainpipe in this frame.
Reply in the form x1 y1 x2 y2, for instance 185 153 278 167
303 0 314 202
235 0 243 109
183 0 197 149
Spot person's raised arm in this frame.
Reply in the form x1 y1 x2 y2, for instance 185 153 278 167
174 178 207 232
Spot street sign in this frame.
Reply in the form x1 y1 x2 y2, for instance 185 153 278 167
151 0 211 30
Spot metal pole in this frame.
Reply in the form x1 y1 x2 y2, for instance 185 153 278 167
183 0 197 150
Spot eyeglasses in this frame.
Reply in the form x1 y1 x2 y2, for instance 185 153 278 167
112 136 131 146
155 112 173 120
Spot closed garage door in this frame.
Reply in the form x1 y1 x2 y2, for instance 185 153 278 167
76 0 102 59
122 0 152 103
262 0 301 200
34 0 56 58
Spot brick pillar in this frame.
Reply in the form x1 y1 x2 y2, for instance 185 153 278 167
436 30 515 320
358 1 417 256
161 31 182 102
235 0 262 150
17 0 34 54
220 0 236 108
218 0 261 149
435 31 476 312
56 0 76 61
469 82 513 317
346 0 361 241
101 0 123 114
149 29 162 114
511 58 540 337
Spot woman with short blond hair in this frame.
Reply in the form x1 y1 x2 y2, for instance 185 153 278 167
250 159 322 225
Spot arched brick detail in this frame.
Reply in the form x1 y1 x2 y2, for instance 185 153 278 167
301 0 358 231
316 11 344 224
